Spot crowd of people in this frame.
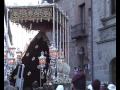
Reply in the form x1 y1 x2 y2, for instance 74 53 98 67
87 80 116 90
4 66 116 90
70 67 116 90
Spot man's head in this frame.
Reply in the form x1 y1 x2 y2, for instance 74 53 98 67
92 79 101 90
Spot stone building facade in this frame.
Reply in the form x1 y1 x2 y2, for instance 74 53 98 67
56 0 92 81
57 0 116 84
92 0 116 84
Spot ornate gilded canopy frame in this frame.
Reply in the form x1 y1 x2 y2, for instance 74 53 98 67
9 6 53 23
8 4 68 30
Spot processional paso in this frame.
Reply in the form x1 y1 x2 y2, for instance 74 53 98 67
7 0 71 89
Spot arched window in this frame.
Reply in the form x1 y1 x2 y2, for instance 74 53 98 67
111 0 116 15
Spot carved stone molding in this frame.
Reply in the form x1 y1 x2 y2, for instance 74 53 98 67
98 23 116 44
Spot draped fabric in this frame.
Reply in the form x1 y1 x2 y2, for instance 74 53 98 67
10 32 50 89
4 4 13 45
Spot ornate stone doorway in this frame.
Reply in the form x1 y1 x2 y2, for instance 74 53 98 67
109 57 116 84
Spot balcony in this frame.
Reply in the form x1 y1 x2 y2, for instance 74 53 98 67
97 15 116 44
44 0 60 3
71 23 87 39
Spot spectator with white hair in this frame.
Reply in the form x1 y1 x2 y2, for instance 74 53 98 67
87 84 93 90
56 85 64 90
107 83 116 90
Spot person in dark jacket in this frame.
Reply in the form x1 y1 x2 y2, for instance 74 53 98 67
72 70 86 90
92 79 101 90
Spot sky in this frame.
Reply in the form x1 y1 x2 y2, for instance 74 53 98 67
5 0 42 6
10 22 39 51
5 0 41 52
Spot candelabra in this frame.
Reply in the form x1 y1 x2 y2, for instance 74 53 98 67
37 51 46 89
49 42 58 82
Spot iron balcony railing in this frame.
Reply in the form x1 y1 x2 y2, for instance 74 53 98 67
71 23 87 39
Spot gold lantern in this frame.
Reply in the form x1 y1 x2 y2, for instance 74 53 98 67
49 43 58 59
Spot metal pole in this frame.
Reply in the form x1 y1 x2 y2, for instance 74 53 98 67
66 20 68 63
91 0 94 81
53 0 55 44
66 19 68 64
65 14 67 62
57 10 59 50
55 9 59 78
59 12 62 58
68 25 70 65
62 14 65 59
40 68 41 87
